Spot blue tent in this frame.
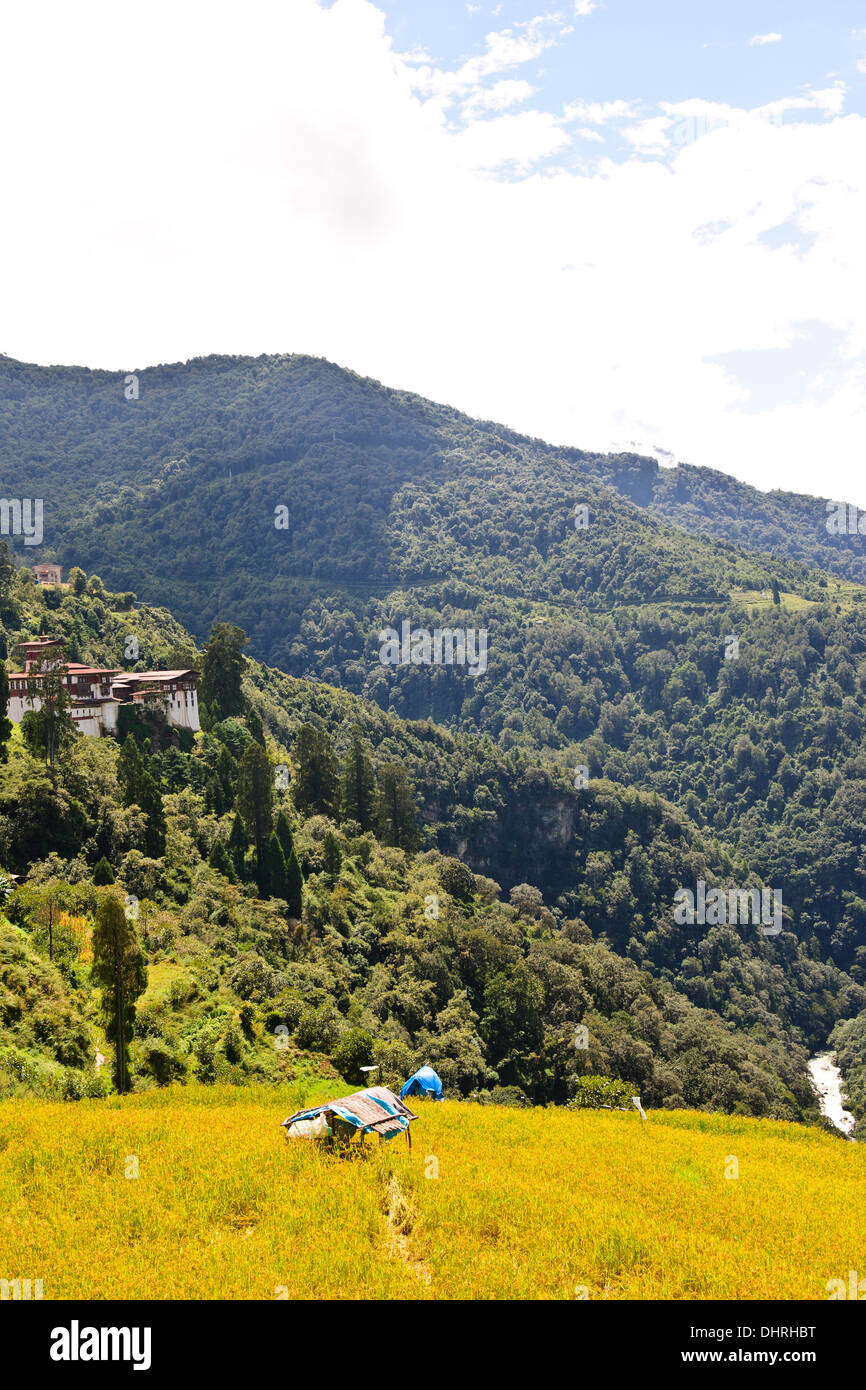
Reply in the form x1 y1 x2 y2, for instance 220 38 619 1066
400 1065 444 1101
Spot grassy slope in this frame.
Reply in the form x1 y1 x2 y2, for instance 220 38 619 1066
1 1088 863 1300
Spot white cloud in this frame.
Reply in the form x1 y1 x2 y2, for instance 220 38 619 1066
749 33 783 46
574 1 597 14
563 98 636 124
2 0 866 509
462 77 534 116
858 57 866 74
622 115 673 153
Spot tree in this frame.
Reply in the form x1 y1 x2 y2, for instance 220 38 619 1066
116 735 165 856
92 856 116 885
262 830 290 901
21 665 74 769
293 724 340 817
340 733 376 830
201 623 247 720
331 1028 375 1085
377 763 419 849
235 742 273 881
209 835 236 882
117 734 146 806
246 707 266 747
322 831 342 878
275 810 304 916
216 744 237 809
68 566 87 595
91 893 147 1094
227 812 249 880
0 659 11 763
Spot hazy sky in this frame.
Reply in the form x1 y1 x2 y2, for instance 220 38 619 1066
2 0 866 503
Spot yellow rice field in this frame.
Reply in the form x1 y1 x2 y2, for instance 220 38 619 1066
1 1088 864 1300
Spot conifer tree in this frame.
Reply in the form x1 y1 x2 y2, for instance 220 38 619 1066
92 893 147 1094
262 830 290 902
227 812 249 880
275 808 304 916
377 763 419 850
293 724 340 817
92 856 116 885
0 660 11 763
322 831 342 878
209 835 236 881
236 743 273 889
201 623 247 720
340 733 376 830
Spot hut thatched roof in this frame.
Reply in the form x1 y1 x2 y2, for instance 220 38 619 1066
281 1085 417 1139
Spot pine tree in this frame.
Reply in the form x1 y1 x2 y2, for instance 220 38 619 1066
139 771 167 858
246 707 266 747
274 809 304 916
284 842 304 919
235 743 273 881
377 764 419 850
92 856 116 885
216 743 237 809
262 830 290 901
209 835 236 882
0 660 11 763
117 734 146 806
274 807 295 861
322 831 342 878
91 893 147 1094
227 812 249 880
201 623 247 720
340 733 376 830
293 724 340 817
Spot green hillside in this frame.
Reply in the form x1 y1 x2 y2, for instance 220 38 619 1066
0 570 863 1124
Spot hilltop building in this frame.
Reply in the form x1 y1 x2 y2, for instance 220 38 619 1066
32 563 62 586
6 637 200 736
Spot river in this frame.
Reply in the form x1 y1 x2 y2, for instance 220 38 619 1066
807 1052 856 1137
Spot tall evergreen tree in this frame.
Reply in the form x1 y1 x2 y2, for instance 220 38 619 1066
274 808 304 916
235 742 273 884
200 623 247 720
91 893 147 1094
227 812 249 880
92 856 116 885
117 734 146 806
209 835 236 882
246 706 266 747
0 659 11 763
322 831 342 878
340 733 376 830
262 830 290 902
293 724 340 817
216 743 237 809
377 764 419 850
117 734 165 856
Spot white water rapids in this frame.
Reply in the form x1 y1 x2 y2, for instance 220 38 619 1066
808 1053 856 1137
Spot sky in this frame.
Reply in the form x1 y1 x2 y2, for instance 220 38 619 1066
1 0 865 503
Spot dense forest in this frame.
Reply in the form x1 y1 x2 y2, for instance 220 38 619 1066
0 560 863 1131
1 352 865 1130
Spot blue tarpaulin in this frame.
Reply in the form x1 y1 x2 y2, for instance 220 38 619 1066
400 1065 444 1101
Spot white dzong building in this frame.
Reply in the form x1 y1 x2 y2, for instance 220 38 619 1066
6 637 200 736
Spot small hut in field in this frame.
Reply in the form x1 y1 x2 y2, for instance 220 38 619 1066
281 1086 417 1147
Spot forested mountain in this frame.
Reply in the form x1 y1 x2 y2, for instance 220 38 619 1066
1 570 860 1123
2 352 866 1128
